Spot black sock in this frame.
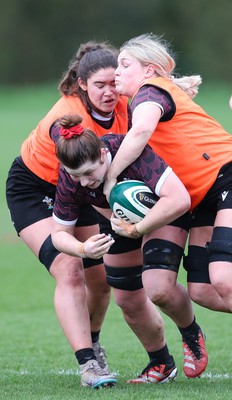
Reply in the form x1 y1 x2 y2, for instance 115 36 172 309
91 330 100 343
178 316 201 338
147 344 173 364
75 348 96 365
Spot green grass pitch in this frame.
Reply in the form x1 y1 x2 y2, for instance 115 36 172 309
0 83 231 399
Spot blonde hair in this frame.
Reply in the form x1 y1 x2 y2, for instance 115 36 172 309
120 33 202 98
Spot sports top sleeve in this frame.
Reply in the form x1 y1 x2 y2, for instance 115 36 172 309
102 134 172 198
131 84 175 121
52 169 86 225
124 144 172 198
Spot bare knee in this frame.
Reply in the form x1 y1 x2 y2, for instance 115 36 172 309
188 282 232 312
114 288 145 314
211 281 232 312
143 277 174 307
188 282 206 305
51 253 85 288
148 288 171 307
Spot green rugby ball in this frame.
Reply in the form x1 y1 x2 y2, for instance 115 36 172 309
109 180 157 223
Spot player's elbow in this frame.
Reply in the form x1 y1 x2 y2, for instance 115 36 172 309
177 192 191 215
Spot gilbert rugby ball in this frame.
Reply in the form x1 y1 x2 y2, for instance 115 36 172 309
109 180 157 223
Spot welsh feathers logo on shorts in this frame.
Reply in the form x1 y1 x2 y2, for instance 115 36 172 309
42 196 54 209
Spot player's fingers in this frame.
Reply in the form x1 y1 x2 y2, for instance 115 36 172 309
110 217 123 227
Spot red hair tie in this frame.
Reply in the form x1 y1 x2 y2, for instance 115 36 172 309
60 124 84 139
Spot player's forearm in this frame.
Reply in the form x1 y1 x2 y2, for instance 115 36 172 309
108 128 150 180
136 198 189 235
52 231 85 258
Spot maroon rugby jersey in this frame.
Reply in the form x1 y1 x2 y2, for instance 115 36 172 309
53 134 172 224
131 84 175 121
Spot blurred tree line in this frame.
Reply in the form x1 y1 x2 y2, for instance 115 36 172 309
1 0 231 85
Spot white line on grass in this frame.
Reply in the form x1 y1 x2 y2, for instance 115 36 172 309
1 369 231 380
202 372 232 379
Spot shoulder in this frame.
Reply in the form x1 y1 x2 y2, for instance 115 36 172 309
101 134 125 152
141 143 168 169
57 169 82 197
132 84 175 121
134 144 169 182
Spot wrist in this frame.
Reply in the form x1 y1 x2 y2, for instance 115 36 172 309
130 224 143 238
76 242 86 258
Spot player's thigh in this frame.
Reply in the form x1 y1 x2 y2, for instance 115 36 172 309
189 226 213 246
189 202 215 246
143 224 188 249
141 224 186 295
74 224 100 241
20 217 53 257
104 248 143 267
214 208 232 227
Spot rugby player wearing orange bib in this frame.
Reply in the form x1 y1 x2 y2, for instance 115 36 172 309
103 33 232 380
6 40 185 389
6 41 129 388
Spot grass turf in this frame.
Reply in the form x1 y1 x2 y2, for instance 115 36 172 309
0 83 231 399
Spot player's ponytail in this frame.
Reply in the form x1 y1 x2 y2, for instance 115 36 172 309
171 75 202 98
55 114 103 169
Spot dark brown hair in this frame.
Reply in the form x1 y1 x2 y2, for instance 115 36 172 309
58 41 118 113
55 113 104 169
